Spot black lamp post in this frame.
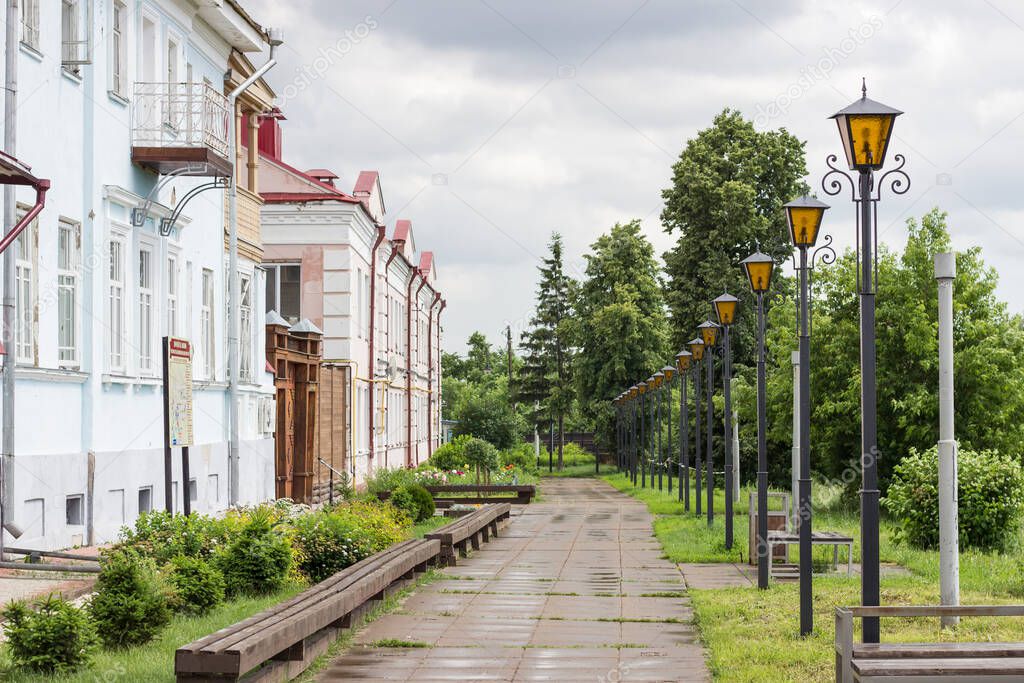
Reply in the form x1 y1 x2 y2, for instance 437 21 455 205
824 81 906 644
741 250 776 590
675 351 692 506
713 294 739 550
697 321 720 527
688 338 705 516
661 366 676 494
653 371 665 491
637 381 647 487
629 386 639 484
784 194 833 636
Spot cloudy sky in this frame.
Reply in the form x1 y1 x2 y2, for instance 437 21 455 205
248 0 1024 353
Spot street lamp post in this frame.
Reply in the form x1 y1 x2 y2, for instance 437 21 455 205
741 251 776 590
662 366 676 494
654 371 665 491
689 338 705 516
824 82 906 643
713 295 739 550
638 382 647 487
698 321 720 527
784 194 832 636
675 351 692 505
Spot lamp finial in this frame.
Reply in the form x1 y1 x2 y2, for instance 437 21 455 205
861 77 867 99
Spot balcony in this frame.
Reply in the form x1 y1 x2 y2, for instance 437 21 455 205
131 82 232 177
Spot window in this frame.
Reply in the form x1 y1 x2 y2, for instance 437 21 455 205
61 0 89 73
110 1 127 95
20 0 39 50
166 255 178 337
201 269 214 379
354 268 362 338
188 479 197 503
108 239 125 370
13 216 36 365
264 264 300 324
138 248 154 372
65 495 84 526
240 273 252 382
138 486 152 514
363 272 370 337
57 219 80 367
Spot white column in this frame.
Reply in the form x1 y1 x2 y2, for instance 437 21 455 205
935 252 959 627
791 350 800 529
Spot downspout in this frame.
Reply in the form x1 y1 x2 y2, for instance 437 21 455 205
366 225 386 468
436 299 446 447
380 241 401 462
405 269 423 466
426 292 441 457
227 33 281 505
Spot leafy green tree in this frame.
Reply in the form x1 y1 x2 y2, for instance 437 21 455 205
451 376 527 449
518 233 575 469
661 109 807 364
570 220 670 451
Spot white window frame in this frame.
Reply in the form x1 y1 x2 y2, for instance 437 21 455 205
166 252 179 338
137 244 155 374
21 0 39 51
61 0 90 74
57 218 81 368
264 263 301 324
201 268 215 380
13 209 38 366
109 0 127 96
240 272 252 383
107 228 128 372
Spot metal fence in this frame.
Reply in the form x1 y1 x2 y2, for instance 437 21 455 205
131 82 230 158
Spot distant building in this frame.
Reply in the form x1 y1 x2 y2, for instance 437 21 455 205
259 113 445 486
2 0 277 549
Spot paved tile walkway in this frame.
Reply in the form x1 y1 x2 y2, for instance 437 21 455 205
319 478 709 682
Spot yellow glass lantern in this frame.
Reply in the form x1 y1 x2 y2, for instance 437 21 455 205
688 337 705 361
830 82 902 171
741 251 775 293
675 350 692 371
713 293 739 326
698 320 719 347
651 372 663 389
784 196 829 248
661 365 675 382
637 381 647 395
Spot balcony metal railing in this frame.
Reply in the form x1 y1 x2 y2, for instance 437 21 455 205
131 82 230 159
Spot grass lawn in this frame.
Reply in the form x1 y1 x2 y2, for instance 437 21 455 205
601 471 1024 682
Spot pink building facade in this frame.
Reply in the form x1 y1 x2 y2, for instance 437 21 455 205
257 114 444 487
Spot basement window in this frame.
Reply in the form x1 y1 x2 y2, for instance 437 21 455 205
138 486 152 514
65 495 84 526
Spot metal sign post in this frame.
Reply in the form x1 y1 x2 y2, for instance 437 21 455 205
162 337 194 515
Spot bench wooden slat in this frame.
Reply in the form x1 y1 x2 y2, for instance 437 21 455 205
852 657 1024 676
854 642 1024 659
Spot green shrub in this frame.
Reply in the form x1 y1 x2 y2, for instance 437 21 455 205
167 555 226 614
389 487 418 524
884 446 1024 551
429 435 472 471
402 484 435 522
501 443 538 474
2 595 98 674
330 500 409 552
464 437 500 484
117 510 227 564
214 508 293 597
292 510 375 583
365 466 417 494
90 548 172 648
560 442 594 466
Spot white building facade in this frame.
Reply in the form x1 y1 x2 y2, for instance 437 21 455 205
2 0 277 550
259 115 445 487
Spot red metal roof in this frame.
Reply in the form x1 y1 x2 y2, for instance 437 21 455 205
353 170 378 195
261 192 361 204
419 251 434 273
393 219 411 242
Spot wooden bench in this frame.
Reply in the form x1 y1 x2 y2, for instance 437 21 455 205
835 605 1024 682
425 503 512 566
175 538 440 682
426 484 535 507
766 530 853 578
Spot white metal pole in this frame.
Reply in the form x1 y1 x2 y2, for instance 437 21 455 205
226 46 278 505
791 350 799 529
732 409 740 502
934 252 959 627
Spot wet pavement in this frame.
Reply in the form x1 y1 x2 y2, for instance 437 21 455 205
318 477 709 682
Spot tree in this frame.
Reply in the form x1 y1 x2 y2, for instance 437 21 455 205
753 208 1024 493
518 233 575 469
570 220 670 452
442 332 526 446
661 109 807 365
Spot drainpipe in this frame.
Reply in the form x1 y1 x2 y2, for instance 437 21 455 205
406 269 423 466
227 32 281 505
2 0 18 547
436 299 446 446
426 292 441 457
366 225 386 470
